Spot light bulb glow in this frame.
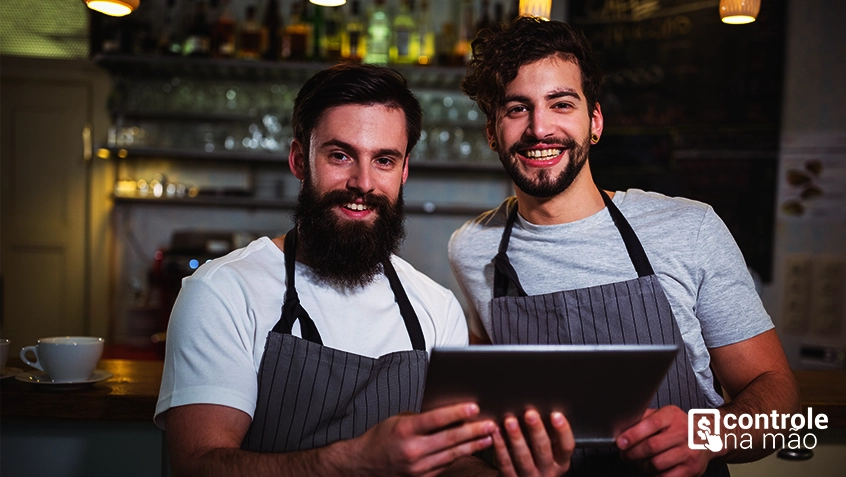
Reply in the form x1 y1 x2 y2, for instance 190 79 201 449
719 0 760 25
310 0 346 6
85 0 139 17
519 0 552 21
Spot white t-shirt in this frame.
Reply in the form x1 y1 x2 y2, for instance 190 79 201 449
155 237 467 428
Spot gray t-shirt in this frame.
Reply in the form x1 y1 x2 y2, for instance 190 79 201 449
448 189 773 407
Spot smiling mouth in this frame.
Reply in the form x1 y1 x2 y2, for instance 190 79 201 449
343 203 371 212
521 148 564 160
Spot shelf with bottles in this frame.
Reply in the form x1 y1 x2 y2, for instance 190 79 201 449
93 0 512 71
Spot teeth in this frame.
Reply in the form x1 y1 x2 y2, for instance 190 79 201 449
344 203 370 211
524 148 563 159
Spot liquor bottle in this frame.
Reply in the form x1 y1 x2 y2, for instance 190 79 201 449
390 0 418 65
341 0 366 62
416 0 435 65
454 0 474 64
494 1 505 25
238 5 263 59
212 0 236 57
159 0 184 55
183 0 212 57
310 2 324 61
262 0 282 60
283 0 312 61
322 5 344 61
364 0 390 65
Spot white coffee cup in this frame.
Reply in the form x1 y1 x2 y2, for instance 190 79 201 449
1 339 9 369
20 336 104 382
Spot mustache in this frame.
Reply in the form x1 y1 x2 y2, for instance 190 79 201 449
507 136 578 157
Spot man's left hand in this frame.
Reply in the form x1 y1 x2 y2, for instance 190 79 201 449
616 406 716 477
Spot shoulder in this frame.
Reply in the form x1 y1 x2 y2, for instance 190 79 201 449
617 189 715 232
191 237 284 281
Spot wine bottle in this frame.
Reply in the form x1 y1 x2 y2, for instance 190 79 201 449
238 5 263 59
417 0 435 65
390 0 418 65
364 0 390 65
341 0 366 62
262 0 282 60
283 0 312 61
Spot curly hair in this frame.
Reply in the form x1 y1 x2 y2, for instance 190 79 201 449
292 63 423 156
461 16 604 121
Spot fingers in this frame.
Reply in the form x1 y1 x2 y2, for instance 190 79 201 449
616 406 677 454
493 427 518 477
502 414 537 473
413 402 482 434
549 412 575 465
414 432 495 473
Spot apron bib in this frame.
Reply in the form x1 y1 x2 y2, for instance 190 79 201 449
490 190 729 476
242 228 428 453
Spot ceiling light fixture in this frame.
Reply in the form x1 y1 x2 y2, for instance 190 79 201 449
519 0 552 21
84 0 139 17
720 0 761 25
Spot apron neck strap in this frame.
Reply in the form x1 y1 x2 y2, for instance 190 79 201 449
275 227 426 351
492 188 656 298
598 188 654 277
383 259 426 351
273 227 323 344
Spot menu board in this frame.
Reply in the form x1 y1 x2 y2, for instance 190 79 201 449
570 0 787 281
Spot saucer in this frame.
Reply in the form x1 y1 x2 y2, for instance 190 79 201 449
15 369 113 389
1 367 23 379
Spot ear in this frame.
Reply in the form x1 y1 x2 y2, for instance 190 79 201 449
590 103 604 139
401 155 410 184
485 119 497 148
289 139 306 180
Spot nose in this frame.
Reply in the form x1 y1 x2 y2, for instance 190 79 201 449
527 108 554 141
346 162 375 194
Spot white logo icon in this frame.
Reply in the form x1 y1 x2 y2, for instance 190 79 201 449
689 409 723 452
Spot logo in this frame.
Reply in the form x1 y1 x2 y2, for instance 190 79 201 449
688 409 723 452
688 408 829 452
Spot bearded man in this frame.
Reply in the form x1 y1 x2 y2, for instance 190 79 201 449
155 64 501 476
449 16 798 477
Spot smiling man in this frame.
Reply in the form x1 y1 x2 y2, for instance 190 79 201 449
449 16 798 477
155 64 499 476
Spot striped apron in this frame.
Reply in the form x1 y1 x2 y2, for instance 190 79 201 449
490 189 730 476
242 229 428 453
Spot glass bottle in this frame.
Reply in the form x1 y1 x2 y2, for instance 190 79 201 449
238 5 263 59
212 0 236 58
390 0 418 65
341 0 366 62
364 0 390 65
183 0 212 57
283 0 312 61
322 5 344 61
454 0 474 65
262 0 282 60
416 0 435 65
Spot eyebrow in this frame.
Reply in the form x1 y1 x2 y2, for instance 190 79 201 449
319 139 404 158
503 88 582 104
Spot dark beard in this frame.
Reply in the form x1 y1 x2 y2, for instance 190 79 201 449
293 176 406 290
499 134 591 198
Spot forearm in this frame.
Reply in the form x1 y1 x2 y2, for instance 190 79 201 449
716 369 800 463
172 439 362 477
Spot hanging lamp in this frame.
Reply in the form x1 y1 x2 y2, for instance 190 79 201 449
720 0 761 25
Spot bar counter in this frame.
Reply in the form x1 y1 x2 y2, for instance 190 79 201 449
1 358 163 422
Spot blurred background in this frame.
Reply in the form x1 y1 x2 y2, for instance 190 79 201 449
1 0 844 371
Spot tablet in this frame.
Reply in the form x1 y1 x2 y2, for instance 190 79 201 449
420 344 678 446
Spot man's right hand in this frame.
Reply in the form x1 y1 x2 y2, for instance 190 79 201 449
343 402 497 477
492 409 575 477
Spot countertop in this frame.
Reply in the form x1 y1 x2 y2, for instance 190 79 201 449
1 359 844 425
1 358 163 422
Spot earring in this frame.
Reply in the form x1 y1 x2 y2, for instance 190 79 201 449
590 133 599 144
489 140 498 151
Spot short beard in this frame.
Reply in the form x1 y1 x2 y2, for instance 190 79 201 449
499 134 591 198
293 174 406 290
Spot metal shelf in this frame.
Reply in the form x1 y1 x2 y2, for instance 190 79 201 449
94 54 468 90
112 196 491 216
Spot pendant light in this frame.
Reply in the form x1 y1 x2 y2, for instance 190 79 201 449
720 0 761 25
310 0 346 6
84 0 139 17
519 0 552 21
